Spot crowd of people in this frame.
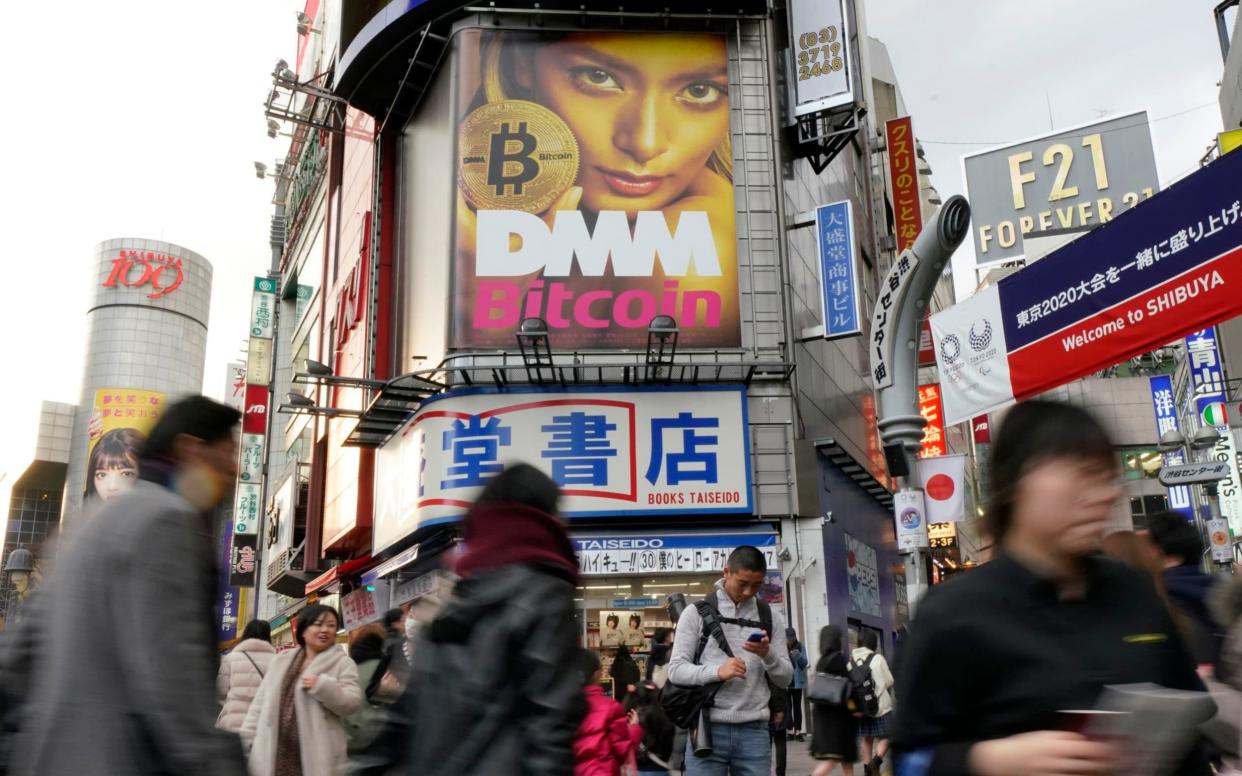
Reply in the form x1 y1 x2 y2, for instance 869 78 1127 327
2 395 1242 776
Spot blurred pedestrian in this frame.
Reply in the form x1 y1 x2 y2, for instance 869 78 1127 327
646 627 673 688
786 627 809 741
809 625 858 776
624 682 675 775
769 678 792 776
1147 510 1225 667
217 619 277 733
611 645 641 704
851 631 894 776
892 400 1211 776
354 463 585 776
381 608 411 682
577 649 643 776
241 604 362 776
12 396 247 776
342 623 402 753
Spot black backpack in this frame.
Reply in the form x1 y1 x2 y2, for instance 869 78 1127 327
847 652 880 717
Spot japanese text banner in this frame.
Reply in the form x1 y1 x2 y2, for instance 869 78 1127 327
374 386 753 552
934 148 1242 425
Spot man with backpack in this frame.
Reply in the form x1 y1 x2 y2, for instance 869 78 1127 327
667 546 794 776
849 630 895 776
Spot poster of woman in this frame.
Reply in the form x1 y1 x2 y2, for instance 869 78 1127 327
451 29 740 349
84 388 165 502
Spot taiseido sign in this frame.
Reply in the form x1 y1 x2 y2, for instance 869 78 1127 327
102 250 185 299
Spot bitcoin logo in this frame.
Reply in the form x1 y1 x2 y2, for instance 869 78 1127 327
458 100 579 214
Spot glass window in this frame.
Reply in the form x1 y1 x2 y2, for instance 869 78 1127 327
1121 449 1163 480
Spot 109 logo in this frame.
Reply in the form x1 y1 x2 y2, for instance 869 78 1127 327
102 251 184 300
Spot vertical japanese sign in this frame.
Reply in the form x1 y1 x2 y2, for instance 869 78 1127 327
229 533 258 587
374 386 752 550
885 117 922 253
1184 328 1242 533
225 362 247 413
236 278 276 542
217 519 240 643
250 277 277 338
917 383 946 458
787 0 853 116
816 200 862 339
450 29 739 349
1148 375 1194 520
84 389 165 502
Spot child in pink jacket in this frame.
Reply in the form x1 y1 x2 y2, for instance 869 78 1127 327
575 649 643 776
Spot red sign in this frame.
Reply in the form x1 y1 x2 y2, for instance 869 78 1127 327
885 117 923 253
917 317 936 367
335 211 372 352
102 250 184 300
918 383 946 458
971 415 991 445
243 385 270 435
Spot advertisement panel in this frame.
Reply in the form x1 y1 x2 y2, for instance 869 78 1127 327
572 533 777 577
243 385 270 435
917 383 946 458
846 534 881 617
239 434 265 483
374 386 752 551
234 482 262 536
85 388 166 501
250 277 278 338
216 518 240 643
894 489 929 552
787 0 853 116
933 147 1242 424
886 117 923 253
229 533 258 588
225 362 247 413
963 111 1160 266
1148 375 1194 520
449 29 739 349
1184 328 1242 534
816 200 862 340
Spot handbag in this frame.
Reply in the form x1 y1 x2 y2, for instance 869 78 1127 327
807 672 853 706
659 602 735 729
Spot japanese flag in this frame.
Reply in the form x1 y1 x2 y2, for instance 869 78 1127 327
916 454 967 523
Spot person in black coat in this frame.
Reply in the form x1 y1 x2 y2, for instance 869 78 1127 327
610 645 641 704
809 624 858 776
354 464 585 776
892 401 1211 776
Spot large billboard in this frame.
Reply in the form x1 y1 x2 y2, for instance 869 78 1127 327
786 0 853 116
450 29 740 349
85 388 165 502
374 385 753 551
963 111 1160 266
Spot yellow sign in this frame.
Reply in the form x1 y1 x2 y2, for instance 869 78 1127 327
1220 129 1242 156
86 388 166 501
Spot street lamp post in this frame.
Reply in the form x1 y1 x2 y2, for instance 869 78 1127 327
3 548 35 626
1157 426 1228 568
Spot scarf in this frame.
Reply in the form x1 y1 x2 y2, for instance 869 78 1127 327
275 649 307 776
453 502 579 583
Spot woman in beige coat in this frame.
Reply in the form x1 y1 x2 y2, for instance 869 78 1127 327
217 619 277 732
241 605 362 776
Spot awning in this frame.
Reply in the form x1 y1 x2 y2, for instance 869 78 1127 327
361 545 420 586
304 554 376 595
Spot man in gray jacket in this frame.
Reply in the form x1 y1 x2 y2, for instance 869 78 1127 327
668 546 794 776
13 396 247 776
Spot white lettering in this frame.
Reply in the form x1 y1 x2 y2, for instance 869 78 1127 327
475 209 721 278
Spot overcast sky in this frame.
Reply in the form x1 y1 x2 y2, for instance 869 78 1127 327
0 0 1231 473
866 0 1231 300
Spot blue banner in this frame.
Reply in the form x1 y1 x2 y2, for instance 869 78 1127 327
573 532 778 553
1148 375 1193 520
816 200 862 339
1185 328 1227 422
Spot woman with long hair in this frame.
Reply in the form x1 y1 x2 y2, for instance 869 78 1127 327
86 427 144 501
892 400 1211 776
609 645 641 705
216 619 276 733
241 605 362 776
809 625 858 776
624 682 675 775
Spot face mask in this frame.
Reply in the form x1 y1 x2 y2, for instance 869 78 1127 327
175 463 224 511
404 616 420 639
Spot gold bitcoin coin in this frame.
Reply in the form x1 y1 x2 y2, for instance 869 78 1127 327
458 99 580 214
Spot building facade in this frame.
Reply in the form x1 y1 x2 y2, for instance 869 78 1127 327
63 238 213 524
249 0 952 655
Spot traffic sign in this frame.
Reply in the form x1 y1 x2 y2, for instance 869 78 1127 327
1158 461 1233 487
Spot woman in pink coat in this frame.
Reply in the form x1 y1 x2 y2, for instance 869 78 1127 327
575 649 642 776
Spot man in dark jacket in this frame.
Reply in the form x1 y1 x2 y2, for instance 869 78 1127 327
1146 510 1225 666
12 397 246 776
358 463 585 776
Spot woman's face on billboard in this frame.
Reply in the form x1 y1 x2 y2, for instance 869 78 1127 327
525 33 729 213
94 464 137 501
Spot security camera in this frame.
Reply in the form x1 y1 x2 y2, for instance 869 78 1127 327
821 512 834 526
777 547 793 562
274 59 289 76
254 161 268 179
267 119 281 139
